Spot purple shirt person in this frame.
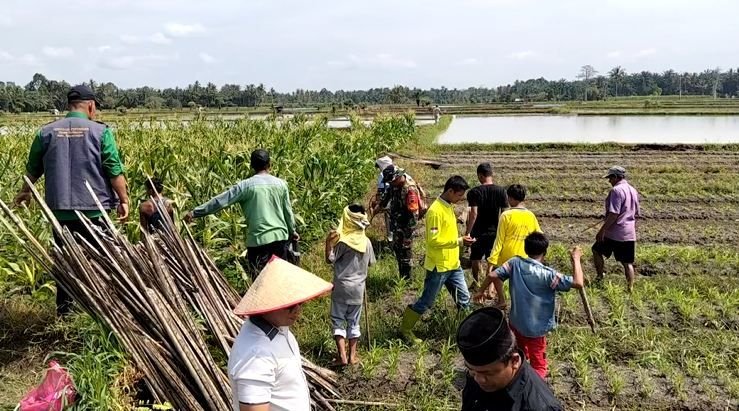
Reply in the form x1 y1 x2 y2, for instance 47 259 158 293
592 166 640 291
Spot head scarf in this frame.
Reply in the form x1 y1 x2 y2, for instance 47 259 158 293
376 156 393 172
336 206 370 253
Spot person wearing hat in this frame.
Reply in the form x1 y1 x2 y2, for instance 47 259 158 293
324 204 375 366
14 84 129 316
185 149 299 277
592 166 640 291
371 165 424 280
228 257 333 411
457 307 562 410
372 156 395 242
400 176 475 344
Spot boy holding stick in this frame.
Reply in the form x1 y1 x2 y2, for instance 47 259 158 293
474 232 584 379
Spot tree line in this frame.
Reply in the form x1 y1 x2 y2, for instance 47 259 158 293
2 66 739 113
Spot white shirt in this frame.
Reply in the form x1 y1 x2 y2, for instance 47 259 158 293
228 319 310 411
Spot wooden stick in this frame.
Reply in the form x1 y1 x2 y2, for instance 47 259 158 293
578 287 597 333
363 289 371 346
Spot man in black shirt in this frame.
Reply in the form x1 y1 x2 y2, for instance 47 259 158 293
465 163 508 290
457 307 562 411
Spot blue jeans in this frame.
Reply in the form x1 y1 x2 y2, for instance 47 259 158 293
410 267 470 315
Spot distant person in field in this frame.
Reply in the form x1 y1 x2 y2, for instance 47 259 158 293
457 307 563 411
399 176 475 344
465 162 508 290
432 105 442 124
324 204 375 366
592 166 641 291
185 149 299 277
14 85 129 316
139 177 174 233
474 232 584 379
484 184 541 300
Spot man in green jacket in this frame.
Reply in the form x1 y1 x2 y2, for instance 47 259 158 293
14 85 129 316
185 149 299 277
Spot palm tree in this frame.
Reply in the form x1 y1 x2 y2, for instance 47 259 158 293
609 66 626 97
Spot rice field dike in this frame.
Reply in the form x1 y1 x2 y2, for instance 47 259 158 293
1 113 738 410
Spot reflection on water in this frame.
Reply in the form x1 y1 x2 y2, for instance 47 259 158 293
438 115 739 144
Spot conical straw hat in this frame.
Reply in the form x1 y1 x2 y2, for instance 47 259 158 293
234 256 333 316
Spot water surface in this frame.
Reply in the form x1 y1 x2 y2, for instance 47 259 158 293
438 115 739 144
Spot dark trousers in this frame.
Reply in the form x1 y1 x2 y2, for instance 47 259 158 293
245 240 289 279
52 218 105 316
392 227 414 279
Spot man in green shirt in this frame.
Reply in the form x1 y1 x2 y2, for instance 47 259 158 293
14 85 129 315
185 149 299 278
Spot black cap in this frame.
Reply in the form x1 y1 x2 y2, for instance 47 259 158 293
381 165 396 183
457 307 516 366
67 85 99 104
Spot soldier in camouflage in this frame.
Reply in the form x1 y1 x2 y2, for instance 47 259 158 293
374 166 421 280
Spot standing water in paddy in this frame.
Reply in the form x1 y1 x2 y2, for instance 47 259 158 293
438 115 739 144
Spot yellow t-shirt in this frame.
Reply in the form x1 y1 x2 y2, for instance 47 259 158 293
423 197 462 272
487 207 541 266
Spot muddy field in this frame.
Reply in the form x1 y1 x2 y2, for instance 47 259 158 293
308 148 739 410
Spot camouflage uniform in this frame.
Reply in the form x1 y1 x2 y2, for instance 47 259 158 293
380 180 420 279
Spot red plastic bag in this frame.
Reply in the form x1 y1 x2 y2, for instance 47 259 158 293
19 360 76 411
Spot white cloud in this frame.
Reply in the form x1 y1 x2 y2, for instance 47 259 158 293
96 45 112 52
635 48 657 57
150 32 173 45
120 33 172 45
42 46 74 58
328 53 417 70
607 50 621 58
457 57 479 66
0 15 12 27
164 22 206 37
0 51 13 62
509 50 535 60
98 54 175 70
199 52 216 64
18 53 40 66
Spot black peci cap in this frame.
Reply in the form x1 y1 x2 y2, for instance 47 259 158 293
67 85 99 104
457 307 516 367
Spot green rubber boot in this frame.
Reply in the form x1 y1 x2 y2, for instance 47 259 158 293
400 307 423 345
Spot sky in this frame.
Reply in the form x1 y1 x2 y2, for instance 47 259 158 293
1 0 738 91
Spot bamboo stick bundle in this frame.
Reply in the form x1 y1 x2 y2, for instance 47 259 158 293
0 180 342 410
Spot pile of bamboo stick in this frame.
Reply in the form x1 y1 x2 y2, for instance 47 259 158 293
0 178 342 410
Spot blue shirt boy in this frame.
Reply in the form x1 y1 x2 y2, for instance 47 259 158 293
493 256 574 337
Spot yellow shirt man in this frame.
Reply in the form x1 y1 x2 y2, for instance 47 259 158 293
423 197 463 272
487 207 541 267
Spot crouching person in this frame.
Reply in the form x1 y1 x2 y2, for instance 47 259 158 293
228 257 333 411
325 204 376 366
